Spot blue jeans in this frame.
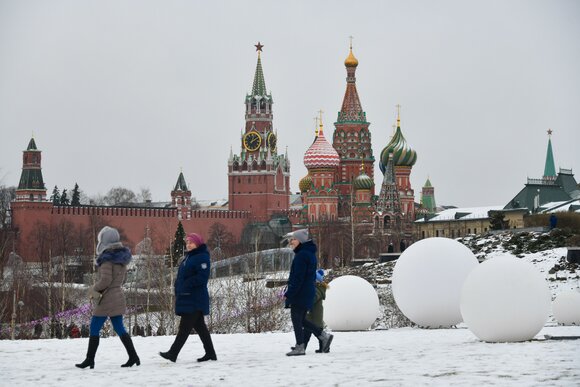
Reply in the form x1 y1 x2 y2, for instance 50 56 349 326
89 315 127 337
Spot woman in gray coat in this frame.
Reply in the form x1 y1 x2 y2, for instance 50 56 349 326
76 226 140 369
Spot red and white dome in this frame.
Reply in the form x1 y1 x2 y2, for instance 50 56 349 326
303 126 340 169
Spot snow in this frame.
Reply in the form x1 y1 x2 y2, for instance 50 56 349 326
1 326 579 386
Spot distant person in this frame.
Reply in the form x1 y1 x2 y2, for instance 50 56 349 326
550 214 558 230
75 226 140 369
160 233 217 363
284 229 333 356
303 269 332 353
70 324 80 339
34 322 43 339
388 243 394 253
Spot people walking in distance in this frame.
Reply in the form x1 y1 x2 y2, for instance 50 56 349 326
75 226 140 369
283 229 333 356
160 233 217 363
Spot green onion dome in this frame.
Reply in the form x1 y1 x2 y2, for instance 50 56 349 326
353 167 374 191
299 174 312 193
379 125 417 174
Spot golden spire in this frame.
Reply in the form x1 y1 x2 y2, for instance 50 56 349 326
318 109 324 136
396 104 401 127
360 159 365 172
344 36 359 67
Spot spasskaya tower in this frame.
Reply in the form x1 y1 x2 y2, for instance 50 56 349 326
227 43 291 221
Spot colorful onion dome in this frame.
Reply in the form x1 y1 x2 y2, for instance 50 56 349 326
344 45 359 68
353 165 374 190
304 120 340 169
299 174 313 192
379 115 417 173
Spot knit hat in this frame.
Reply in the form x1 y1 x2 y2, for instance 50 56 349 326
96 226 123 254
185 233 204 246
316 269 325 282
283 229 310 244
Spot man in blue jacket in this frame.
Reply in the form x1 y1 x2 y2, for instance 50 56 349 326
284 229 333 356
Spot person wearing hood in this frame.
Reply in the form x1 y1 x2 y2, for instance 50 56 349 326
160 232 217 363
284 229 333 356
76 226 140 369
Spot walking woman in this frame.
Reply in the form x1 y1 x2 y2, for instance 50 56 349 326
160 232 217 363
76 226 140 369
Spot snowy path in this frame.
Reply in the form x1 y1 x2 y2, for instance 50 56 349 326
1 326 579 386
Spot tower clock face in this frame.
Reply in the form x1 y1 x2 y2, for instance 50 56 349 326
243 131 261 151
267 132 277 152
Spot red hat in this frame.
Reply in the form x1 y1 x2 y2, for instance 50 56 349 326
185 233 204 246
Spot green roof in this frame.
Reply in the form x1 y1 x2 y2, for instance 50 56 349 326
505 181 571 212
544 137 556 177
173 172 188 191
27 138 38 150
251 54 267 96
18 168 45 190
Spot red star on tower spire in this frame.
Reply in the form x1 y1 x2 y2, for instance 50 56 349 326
255 42 264 52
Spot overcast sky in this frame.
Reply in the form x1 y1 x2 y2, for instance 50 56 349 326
1 0 579 208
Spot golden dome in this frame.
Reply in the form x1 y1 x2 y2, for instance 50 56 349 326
344 47 358 67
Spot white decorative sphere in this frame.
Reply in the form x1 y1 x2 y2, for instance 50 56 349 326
392 237 478 328
325 275 379 331
460 255 551 342
553 290 580 325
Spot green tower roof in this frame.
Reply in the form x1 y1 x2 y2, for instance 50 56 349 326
174 172 188 191
27 137 38 150
544 132 556 178
251 51 267 97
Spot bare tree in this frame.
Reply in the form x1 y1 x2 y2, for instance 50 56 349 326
103 187 137 205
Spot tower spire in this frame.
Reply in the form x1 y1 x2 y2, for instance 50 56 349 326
543 129 556 180
251 42 267 96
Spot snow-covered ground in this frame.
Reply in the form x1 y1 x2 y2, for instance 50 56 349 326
1 325 579 386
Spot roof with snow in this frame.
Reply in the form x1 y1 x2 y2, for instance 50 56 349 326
415 205 504 223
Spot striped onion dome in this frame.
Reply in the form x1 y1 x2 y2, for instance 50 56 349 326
304 122 340 169
299 174 312 192
379 125 417 173
353 167 374 190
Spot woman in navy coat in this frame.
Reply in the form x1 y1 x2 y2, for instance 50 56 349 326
160 233 217 363
284 229 333 356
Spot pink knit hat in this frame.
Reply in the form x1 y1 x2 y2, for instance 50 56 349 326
185 233 204 246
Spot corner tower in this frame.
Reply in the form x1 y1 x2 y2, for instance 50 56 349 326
15 137 47 202
228 43 291 220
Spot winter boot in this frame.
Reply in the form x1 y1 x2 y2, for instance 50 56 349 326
75 336 99 369
159 351 177 362
197 353 217 362
159 324 191 363
319 331 334 353
286 343 305 356
315 339 324 353
119 333 141 367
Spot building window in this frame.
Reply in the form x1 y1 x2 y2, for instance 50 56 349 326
436 230 439 237
422 231 425 239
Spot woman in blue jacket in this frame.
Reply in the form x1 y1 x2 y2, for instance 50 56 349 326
284 229 333 356
160 233 217 363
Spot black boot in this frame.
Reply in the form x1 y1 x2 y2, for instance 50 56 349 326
76 336 99 369
160 318 193 363
120 333 140 367
195 320 217 362
315 339 324 353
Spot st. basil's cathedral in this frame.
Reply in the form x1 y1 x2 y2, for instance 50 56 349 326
10 42 420 264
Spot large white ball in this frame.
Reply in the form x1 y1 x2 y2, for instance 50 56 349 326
325 275 379 331
460 255 551 342
392 237 478 328
553 290 580 325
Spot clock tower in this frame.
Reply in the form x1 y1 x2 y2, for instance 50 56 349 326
228 43 291 221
